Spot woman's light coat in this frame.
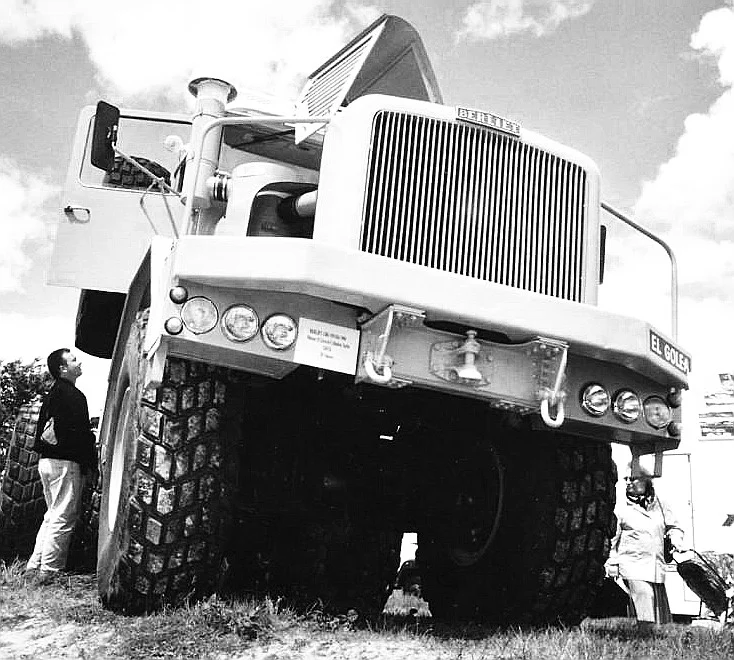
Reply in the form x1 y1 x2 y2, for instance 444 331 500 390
607 496 684 583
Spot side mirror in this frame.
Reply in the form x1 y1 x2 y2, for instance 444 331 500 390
90 101 120 171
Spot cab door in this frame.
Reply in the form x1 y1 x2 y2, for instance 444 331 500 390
48 106 191 293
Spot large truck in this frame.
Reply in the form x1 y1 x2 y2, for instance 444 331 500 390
46 15 690 623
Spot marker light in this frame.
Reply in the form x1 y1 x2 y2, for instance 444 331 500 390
164 317 183 335
580 384 610 417
169 286 188 304
261 314 297 350
613 390 641 423
221 305 259 342
181 296 218 334
643 396 672 430
667 388 683 408
667 421 683 437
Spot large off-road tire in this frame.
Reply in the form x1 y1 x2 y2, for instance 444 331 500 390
221 373 402 618
0 399 46 560
419 429 617 626
67 462 101 572
293 397 402 617
302 521 401 617
0 399 101 569
97 312 239 613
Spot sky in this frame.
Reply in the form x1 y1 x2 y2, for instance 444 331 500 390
1 1 734 546
2 0 729 396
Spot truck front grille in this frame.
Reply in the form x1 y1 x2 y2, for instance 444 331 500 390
361 110 588 302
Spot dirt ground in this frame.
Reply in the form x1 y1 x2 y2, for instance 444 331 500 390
0 571 436 660
2 570 732 660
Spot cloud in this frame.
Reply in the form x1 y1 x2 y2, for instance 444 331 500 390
0 0 381 107
594 2 734 403
0 158 57 292
0 0 75 42
0 312 73 363
691 5 734 86
458 0 595 41
634 91 734 241
622 5 734 374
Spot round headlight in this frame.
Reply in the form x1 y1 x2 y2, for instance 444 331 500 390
613 390 641 423
181 296 218 334
580 384 610 417
221 305 259 342
643 396 672 430
261 314 297 350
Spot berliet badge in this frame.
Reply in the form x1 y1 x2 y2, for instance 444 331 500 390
455 106 521 137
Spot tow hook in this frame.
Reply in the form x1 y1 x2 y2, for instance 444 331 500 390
535 338 568 429
363 353 393 384
360 304 425 388
540 397 565 428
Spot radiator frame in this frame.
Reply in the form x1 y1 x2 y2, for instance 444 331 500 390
315 94 602 305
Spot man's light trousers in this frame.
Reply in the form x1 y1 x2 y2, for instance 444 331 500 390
27 458 82 573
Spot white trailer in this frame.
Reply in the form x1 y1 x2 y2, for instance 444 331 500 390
655 452 702 618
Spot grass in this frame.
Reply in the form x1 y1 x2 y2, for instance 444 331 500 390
2 558 733 659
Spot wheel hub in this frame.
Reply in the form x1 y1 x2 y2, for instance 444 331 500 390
447 448 504 567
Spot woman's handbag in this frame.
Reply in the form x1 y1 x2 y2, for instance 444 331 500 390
40 417 58 446
673 550 729 617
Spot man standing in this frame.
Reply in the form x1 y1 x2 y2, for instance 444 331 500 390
25 348 97 585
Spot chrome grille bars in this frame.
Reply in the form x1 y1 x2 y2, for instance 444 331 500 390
361 111 588 302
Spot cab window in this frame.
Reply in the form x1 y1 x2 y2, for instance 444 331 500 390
80 115 191 191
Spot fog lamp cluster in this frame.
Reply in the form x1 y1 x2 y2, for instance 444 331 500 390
165 287 298 350
580 383 674 430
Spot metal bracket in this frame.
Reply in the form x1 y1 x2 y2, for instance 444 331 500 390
144 340 167 390
358 304 425 387
358 308 571 426
430 330 493 386
630 447 664 478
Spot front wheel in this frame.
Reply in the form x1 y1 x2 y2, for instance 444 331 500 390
420 429 617 625
97 312 239 612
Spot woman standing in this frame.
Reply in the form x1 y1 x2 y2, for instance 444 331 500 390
605 464 686 627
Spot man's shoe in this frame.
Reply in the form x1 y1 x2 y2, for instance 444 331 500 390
36 571 59 586
23 568 39 583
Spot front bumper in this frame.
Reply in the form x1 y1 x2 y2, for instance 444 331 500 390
147 236 689 450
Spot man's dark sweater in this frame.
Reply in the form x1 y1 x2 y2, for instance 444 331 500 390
36 378 97 472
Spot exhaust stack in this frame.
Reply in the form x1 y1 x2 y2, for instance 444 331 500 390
185 78 237 232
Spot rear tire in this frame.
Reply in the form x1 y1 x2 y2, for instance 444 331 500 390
420 429 616 625
0 399 100 570
0 399 46 560
222 374 402 617
304 521 401 617
97 312 239 612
